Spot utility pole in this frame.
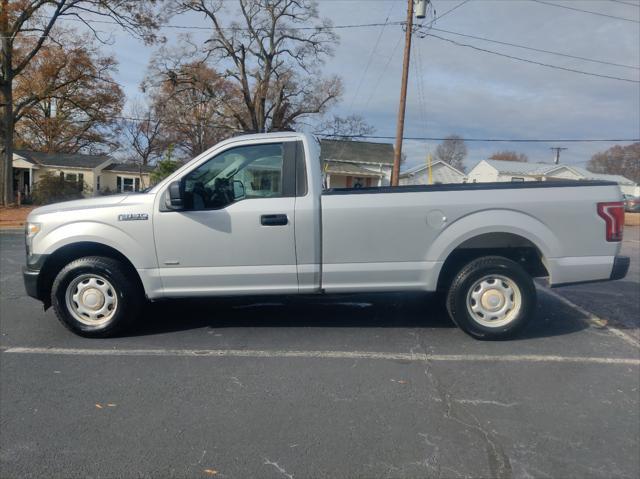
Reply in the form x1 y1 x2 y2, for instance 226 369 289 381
550 147 567 165
391 0 418 186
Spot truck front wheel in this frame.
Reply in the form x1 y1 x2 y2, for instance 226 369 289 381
446 256 536 340
51 256 142 338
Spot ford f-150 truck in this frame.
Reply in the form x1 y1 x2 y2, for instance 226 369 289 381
23 132 629 339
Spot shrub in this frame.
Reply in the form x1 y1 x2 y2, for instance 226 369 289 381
32 172 89 205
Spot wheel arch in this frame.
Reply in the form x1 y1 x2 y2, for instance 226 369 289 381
38 242 145 309
431 210 557 290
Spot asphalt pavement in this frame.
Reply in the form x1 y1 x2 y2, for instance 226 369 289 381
1 229 638 479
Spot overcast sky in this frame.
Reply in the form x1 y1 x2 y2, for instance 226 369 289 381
100 0 640 171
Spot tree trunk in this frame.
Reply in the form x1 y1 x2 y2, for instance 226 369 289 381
0 78 13 205
1 0 14 206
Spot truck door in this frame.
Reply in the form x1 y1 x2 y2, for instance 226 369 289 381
153 140 299 296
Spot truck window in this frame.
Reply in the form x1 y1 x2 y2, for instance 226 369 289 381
183 143 284 210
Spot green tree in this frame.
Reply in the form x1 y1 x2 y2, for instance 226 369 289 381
150 146 181 184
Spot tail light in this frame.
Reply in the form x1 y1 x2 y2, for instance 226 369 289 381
597 202 624 242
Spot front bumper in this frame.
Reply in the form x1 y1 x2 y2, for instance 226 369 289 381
610 255 630 281
22 254 47 301
23 267 40 300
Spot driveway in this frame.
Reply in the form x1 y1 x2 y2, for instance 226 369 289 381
1 229 638 479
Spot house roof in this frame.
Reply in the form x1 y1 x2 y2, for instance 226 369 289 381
564 165 636 185
324 161 384 177
476 159 636 185
102 163 155 174
320 139 394 165
400 160 466 177
480 159 557 176
14 150 110 169
12 152 39 166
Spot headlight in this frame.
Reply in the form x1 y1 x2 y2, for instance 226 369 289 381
26 222 41 238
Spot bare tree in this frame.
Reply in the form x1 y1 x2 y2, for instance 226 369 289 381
0 0 162 205
317 114 375 141
146 61 236 158
166 0 342 133
435 134 467 172
588 142 640 183
120 100 164 165
488 150 528 162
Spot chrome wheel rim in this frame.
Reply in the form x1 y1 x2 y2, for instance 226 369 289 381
466 274 522 328
65 274 118 326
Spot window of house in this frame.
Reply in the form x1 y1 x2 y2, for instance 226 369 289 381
511 177 525 182
96 176 101 191
117 176 141 193
62 172 83 191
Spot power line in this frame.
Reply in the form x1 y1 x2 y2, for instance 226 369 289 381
314 134 640 142
347 1 397 112
428 27 639 70
35 14 406 32
359 32 404 114
531 0 640 23
423 0 473 27
608 0 640 7
425 33 640 83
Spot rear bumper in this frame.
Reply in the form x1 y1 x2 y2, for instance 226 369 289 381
610 255 630 281
551 255 629 288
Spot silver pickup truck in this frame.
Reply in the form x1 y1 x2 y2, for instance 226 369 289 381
23 132 629 339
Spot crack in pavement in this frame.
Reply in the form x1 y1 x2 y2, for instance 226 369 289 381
415 330 513 479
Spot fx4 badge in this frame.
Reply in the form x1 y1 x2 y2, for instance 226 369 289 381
118 213 149 221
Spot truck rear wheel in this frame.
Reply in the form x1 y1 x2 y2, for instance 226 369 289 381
51 256 142 338
446 256 536 340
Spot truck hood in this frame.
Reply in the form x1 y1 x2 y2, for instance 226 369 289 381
29 194 130 217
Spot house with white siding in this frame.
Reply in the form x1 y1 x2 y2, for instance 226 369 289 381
467 159 638 195
12 150 154 199
399 160 467 185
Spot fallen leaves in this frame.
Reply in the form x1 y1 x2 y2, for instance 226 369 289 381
203 469 218 476
95 403 117 409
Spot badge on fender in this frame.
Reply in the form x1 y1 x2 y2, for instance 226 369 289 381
118 213 149 221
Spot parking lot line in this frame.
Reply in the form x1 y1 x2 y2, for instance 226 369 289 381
538 286 639 348
2 347 638 365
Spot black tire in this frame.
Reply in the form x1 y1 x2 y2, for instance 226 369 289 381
446 256 536 340
51 256 142 338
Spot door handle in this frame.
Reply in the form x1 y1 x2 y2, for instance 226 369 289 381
261 214 288 226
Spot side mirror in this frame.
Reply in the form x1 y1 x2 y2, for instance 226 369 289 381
233 180 245 201
167 181 184 210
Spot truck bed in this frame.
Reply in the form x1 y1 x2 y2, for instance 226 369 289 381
320 179 623 291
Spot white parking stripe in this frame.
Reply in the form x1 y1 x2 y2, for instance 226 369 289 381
538 286 639 348
2 347 638 366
